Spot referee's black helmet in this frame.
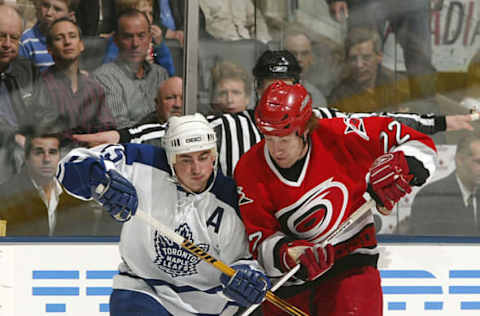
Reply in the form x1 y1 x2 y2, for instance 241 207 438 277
252 50 302 83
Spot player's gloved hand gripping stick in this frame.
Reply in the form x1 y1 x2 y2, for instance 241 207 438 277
134 209 310 316
287 199 376 261
219 264 271 307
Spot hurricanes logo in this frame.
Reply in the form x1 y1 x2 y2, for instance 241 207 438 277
277 178 349 242
153 223 209 277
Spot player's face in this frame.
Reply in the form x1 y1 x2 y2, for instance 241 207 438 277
36 0 71 30
0 10 22 71
174 149 215 193
48 21 84 62
257 78 294 99
213 78 250 113
264 132 307 169
156 77 183 122
286 34 313 73
26 137 60 181
115 15 152 64
348 40 382 87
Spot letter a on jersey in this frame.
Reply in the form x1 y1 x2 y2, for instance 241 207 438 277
344 118 369 141
237 186 253 205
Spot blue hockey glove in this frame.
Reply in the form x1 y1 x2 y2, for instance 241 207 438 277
90 164 138 222
220 265 271 307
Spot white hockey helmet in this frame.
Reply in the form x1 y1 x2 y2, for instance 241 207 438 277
162 113 217 167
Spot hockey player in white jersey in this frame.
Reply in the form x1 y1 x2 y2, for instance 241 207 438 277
57 113 271 316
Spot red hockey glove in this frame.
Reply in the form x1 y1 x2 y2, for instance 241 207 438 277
368 152 413 213
278 240 334 281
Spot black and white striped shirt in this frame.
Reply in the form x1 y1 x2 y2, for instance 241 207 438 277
119 108 444 177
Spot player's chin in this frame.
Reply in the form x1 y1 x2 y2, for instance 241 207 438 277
188 177 208 192
275 159 294 169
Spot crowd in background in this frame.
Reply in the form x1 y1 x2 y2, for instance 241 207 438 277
0 0 479 237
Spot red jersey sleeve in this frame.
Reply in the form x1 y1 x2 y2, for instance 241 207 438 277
331 116 437 175
234 143 285 259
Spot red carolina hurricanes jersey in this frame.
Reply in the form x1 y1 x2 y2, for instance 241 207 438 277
234 116 437 281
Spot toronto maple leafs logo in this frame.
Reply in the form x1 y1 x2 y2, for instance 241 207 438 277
153 223 209 277
343 117 369 141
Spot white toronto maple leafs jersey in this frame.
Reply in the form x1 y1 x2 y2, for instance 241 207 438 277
56 143 260 316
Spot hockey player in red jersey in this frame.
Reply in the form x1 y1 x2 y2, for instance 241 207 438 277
234 80 438 316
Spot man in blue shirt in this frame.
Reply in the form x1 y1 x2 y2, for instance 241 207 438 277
19 0 75 71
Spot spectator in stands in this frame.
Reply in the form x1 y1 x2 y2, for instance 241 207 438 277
14 0 38 30
283 26 328 106
210 61 252 114
0 5 39 183
153 0 184 46
154 76 182 122
0 125 121 236
93 8 169 129
328 0 436 100
19 0 76 71
198 0 271 43
33 17 116 138
126 76 183 149
254 0 289 41
75 0 116 37
407 133 480 236
133 75 183 125
461 51 480 109
102 0 175 76
73 76 183 147
328 27 409 112
254 50 327 107
284 27 314 76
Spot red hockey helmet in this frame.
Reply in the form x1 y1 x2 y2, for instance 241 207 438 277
255 80 312 137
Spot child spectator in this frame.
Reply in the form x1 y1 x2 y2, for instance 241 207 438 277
19 0 76 71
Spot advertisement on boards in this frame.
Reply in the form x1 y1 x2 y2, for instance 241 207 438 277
1 243 480 315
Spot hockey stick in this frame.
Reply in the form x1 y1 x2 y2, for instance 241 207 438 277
241 264 300 316
135 209 310 316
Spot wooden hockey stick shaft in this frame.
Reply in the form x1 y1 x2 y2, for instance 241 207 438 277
135 209 310 316
321 199 376 247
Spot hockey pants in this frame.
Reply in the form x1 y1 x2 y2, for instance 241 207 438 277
109 289 172 316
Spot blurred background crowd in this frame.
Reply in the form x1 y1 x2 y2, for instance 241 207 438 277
0 0 480 237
